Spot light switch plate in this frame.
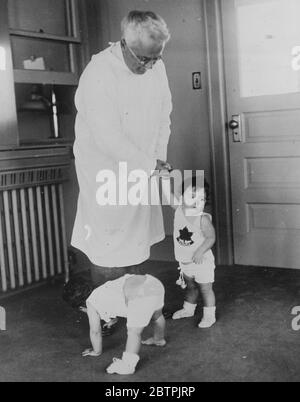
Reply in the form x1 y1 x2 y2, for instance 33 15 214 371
192 72 201 89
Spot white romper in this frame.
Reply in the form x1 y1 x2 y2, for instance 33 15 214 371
87 274 165 328
173 207 215 284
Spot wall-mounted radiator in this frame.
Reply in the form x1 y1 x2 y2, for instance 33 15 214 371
0 147 70 294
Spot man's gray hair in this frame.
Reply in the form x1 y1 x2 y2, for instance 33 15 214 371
121 10 170 47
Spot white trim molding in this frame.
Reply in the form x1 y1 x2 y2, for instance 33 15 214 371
203 0 234 265
0 306 6 330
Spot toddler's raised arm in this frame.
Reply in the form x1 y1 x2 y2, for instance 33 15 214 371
160 171 181 209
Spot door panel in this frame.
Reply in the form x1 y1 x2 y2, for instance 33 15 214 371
221 0 300 268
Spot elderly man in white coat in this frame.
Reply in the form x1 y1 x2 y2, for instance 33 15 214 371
72 11 173 286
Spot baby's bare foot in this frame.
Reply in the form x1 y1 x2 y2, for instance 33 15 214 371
142 338 166 347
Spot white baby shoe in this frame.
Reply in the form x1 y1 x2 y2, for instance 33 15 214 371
172 301 197 320
198 307 216 328
106 352 139 375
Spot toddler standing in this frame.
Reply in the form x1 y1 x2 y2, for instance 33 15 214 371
162 173 216 328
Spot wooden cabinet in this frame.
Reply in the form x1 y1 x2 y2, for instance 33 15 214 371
0 0 84 147
0 1 100 293
0 0 18 146
9 0 81 85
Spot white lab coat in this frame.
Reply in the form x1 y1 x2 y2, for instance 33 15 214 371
71 42 172 267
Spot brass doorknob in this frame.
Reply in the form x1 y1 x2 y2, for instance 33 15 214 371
228 119 239 130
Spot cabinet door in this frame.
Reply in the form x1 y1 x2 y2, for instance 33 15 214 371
8 0 80 85
8 0 72 36
0 0 18 146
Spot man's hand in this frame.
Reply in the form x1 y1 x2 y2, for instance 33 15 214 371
156 160 172 172
82 348 102 357
153 160 172 178
192 249 204 265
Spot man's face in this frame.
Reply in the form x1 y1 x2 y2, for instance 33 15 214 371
121 38 164 75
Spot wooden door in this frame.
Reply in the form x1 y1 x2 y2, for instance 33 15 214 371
221 0 300 268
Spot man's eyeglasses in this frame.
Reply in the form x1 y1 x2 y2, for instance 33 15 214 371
121 39 162 68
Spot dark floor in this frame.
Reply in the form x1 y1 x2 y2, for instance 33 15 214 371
0 262 300 382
